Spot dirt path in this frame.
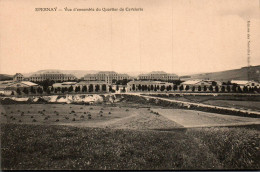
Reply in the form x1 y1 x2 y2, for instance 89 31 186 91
152 108 260 128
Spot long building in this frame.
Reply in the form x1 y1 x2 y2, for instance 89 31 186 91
29 71 77 82
138 71 178 81
84 71 132 84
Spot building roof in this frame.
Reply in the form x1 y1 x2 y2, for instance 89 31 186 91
231 80 259 85
182 80 214 85
128 80 171 85
20 81 38 86
77 81 107 85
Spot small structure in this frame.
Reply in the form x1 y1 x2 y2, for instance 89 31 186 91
231 80 260 88
13 73 24 81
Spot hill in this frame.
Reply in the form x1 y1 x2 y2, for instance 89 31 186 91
180 65 260 82
0 74 13 81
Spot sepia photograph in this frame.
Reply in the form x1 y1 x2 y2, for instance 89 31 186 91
0 0 260 170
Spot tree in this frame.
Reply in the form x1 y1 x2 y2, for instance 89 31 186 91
154 86 157 91
168 85 172 91
102 85 106 92
232 84 237 92
51 86 54 92
142 85 145 91
95 85 100 92
221 86 225 92
54 88 58 93
215 86 219 92
132 84 135 91
109 86 113 92
57 87 61 92
185 85 190 91
144 85 148 91
227 85 231 92
243 86 248 93
64 87 68 92
203 86 207 92
173 85 177 91
82 85 87 92
198 86 201 91
89 84 93 92
11 91 14 95
192 86 195 92
17 88 21 95
209 85 213 92
160 85 165 91
151 85 154 91
116 84 119 91
61 87 65 93
30 87 36 94
46 87 51 94
68 85 73 92
148 86 151 91
122 87 126 92
179 85 184 91
138 84 142 91
237 86 242 93
37 87 43 94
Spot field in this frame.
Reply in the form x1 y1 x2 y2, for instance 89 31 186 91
1 102 260 170
149 94 260 112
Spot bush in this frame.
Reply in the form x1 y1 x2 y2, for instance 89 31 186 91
72 118 76 121
56 119 59 122
80 115 84 118
31 116 34 118
108 112 111 114
126 109 129 111
32 119 37 122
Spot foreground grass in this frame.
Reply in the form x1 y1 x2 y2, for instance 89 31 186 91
1 124 259 170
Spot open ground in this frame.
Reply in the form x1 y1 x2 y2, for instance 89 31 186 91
1 94 260 170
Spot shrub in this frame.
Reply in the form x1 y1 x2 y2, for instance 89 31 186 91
19 120 22 122
72 118 76 121
80 115 84 118
56 119 59 122
32 119 37 122
71 110 75 113
126 109 129 111
100 111 103 114
108 112 111 114
80 107 83 109
44 117 48 120
27 111 30 113
84 112 86 114
17 110 20 112
31 116 34 118
90 107 93 110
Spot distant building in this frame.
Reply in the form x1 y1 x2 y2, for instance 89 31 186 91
13 73 24 81
138 71 178 81
0 81 39 95
52 82 77 89
84 71 132 84
231 80 260 88
127 80 174 92
181 80 221 91
29 71 77 82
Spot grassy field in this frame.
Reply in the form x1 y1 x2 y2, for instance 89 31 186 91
0 104 181 130
1 123 259 170
148 94 260 111
1 102 260 170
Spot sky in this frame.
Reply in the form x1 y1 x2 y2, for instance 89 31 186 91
0 0 259 75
